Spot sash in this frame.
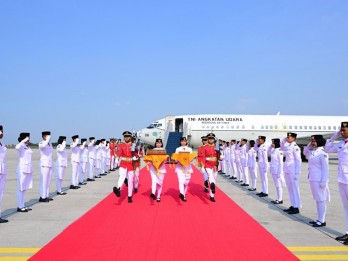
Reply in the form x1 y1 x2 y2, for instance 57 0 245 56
171 152 197 167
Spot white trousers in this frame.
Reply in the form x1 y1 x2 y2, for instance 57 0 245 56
117 167 134 197
258 166 268 194
241 163 249 184
110 156 115 170
134 167 140 189
176 170 191 196
338 182 348 233
150 170 165 198
206 167 217 197
271 174 286 201
285 172 302 208
235 162 243 181
88 158 95 179
79 162 88 182
55 166 66 192
101 157 105 174
71 161 80 186
16 190 27 209
248 166 257 189
40 166 53 199
0 174 6 216
225 160 232 176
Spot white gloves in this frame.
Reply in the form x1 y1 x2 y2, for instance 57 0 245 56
115 158 119 164
0 131 2 135
132 156 138 161
294 173 300 181
331 131 341 141
46 135 51 142
219 155 224 160
90 140 95 145
75 138 79 144
320 181 327 188
62 140 66 146
82 141 86 146
23 137 30 142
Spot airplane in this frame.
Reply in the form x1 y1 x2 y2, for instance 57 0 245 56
137 113 347 155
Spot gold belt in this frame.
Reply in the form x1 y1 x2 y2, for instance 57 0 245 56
206 157 217 161
121 157 132 162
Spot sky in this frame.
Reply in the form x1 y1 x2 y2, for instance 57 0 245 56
1 0 347 144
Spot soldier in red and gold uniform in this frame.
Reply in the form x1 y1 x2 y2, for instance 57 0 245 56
109 138 116 171
202 133 221 202
197 136 209 192
133 141 144 193
113 131 137 203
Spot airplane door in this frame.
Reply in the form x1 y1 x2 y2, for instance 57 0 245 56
175 118 184 132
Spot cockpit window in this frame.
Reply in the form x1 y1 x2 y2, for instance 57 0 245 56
147 123 162 129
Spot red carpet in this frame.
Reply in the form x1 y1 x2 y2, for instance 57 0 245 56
30 165 298 261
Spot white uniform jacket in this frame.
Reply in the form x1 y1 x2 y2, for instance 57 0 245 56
16 141 33 174
39 140 53 167
175 146 193 174
280 139 302 174
268 147 284 176
88 143 96 159
325 138 348 184
255 144 269 170
70 141 81 163
304 146 329 182
56 143 67 167
247 147 257 168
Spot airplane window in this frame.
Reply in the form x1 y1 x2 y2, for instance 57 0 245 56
283 125 287 130
236 125 239 129
221 126 224 129
147 124 155 129
304 126 307 130
328 126 331 130
216 126 219 129
157 124 162 127
242 125 245 129
275 126 278 130
299 126 302 130
309 126 312 130
251 125 255 129
270 125 273 130
323 126 326 130
289 126 292 130
261 125 264 130
294 126 298 129
314 126 317 130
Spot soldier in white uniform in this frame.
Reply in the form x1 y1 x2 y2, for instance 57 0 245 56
268 138 285 204
238 139 249 187
15 133 33 212
87 137 96 181
39 131 53 203
234 142 243 183
175 137 194 202
55 136 67 195
94 140 102 178
229 140 238 180
224 142 232 177
79 138 88 185
0 125 8 222
325 122 348 243
100 139 107 175
70 135 82 189
281 132 302 214
247 140 257 191
255 136 269 197
304 135 329 227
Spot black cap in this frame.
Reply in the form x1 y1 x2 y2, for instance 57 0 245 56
258 136 266 141
311 135 323 140
57 136 66 144
231 139 236 142
81 138 87 143
155 138 163 143
311 135 326 147
72 135 79 140
101 138 106 142
287 132 297 138
180 137 187 142
42 131 51 136
0 125 3 131
242 138 248 142
201 136 207 140
272 138 281 148
249 140 255 147
18 132 30 142
206 133 216 139
89 137 95 140
95 140 101 145
122 131 132 137
341 122 348 128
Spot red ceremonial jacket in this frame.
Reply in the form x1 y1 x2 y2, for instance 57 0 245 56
202 144 219 169
116 142 133 171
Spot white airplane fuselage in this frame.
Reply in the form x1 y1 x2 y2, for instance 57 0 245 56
137 114 346 148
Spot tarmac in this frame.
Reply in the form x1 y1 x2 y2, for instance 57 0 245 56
0 149 348 260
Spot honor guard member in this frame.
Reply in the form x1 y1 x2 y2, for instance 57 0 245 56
79 138 88 185
94 140 102 178
174 137 194 202
268 139 285 204
255 136 269 197
109 138 116 171
113 131 136 203
0 126 8 222
229 140 238 179
202 133 221 202
147 139 168 202
247 140 257 191
234 141 243 183
105 142 111 174
304 135 329 227
281 132 302 214
224 142 232 177
39 131 53 203
220 141 227 174
70 135 82 189
238 139 249 187
100 139 107 175
87 137 96 181
55 136 67 195
197 136 209 192
325 122 348 243
133 140 144 193
15 133 33 212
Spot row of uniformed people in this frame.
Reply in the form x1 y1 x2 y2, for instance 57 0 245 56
0 127 118 221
